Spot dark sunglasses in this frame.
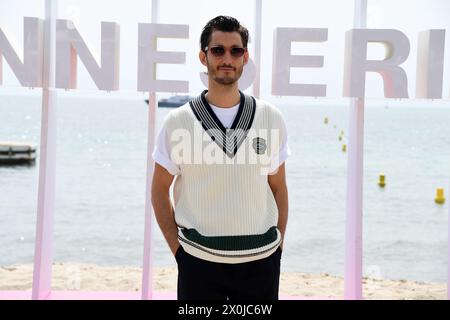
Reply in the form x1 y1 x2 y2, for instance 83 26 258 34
204 46 247 58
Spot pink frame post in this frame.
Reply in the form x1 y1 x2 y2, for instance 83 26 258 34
141 92 157 300
141 0 159 300
252 0 262 99
32 0 58 300
344 0 367 300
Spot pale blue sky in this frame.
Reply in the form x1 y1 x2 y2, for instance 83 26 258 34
0 0 449 104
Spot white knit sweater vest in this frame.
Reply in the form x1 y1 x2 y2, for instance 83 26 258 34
163 90 284 263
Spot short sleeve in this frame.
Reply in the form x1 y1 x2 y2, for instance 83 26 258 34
268 110 291 174
152 126 181 175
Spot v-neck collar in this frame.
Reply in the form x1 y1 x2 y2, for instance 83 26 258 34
189 89 256 158
200 90 245 132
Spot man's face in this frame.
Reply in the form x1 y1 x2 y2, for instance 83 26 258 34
200 30 249 86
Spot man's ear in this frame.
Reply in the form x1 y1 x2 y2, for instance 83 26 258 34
199 50 207 66
243 50 249 65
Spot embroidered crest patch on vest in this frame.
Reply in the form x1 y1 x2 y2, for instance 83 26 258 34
252 137 267 154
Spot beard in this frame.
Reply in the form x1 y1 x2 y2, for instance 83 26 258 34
207 61 244 86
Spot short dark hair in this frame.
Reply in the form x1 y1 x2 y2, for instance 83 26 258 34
200 16 249 51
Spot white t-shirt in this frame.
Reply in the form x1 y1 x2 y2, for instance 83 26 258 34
152 102 291 175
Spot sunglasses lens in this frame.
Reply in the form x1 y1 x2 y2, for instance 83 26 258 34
231 48 245 57
208 47 246 57
210 47 225 56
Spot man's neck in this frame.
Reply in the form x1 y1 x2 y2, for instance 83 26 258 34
205 82 240 108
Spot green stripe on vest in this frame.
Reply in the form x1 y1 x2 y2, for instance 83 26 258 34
181 226 278 251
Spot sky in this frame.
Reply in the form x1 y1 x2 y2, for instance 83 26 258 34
0 0 449 104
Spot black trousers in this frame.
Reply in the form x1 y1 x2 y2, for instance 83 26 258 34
176 246 282 300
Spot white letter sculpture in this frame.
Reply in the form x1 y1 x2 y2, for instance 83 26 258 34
56 20 120 90
138 23 189 92
272 28 328 97
0 17 43 87
343 29 410 98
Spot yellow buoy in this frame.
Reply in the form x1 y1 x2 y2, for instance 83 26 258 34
378 173 386 187
324 117 328 124
434 188 445 204
342 144 346 152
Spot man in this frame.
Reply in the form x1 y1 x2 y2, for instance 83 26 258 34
151 15 290 300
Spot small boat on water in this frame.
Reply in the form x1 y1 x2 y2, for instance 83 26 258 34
0 141 37 165
145 95 193 108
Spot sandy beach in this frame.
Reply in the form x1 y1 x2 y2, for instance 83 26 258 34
0 263 446 299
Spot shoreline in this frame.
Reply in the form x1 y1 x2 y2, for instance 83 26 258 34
0 262 446 299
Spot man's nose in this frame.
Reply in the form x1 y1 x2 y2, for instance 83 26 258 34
222 51 234 63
